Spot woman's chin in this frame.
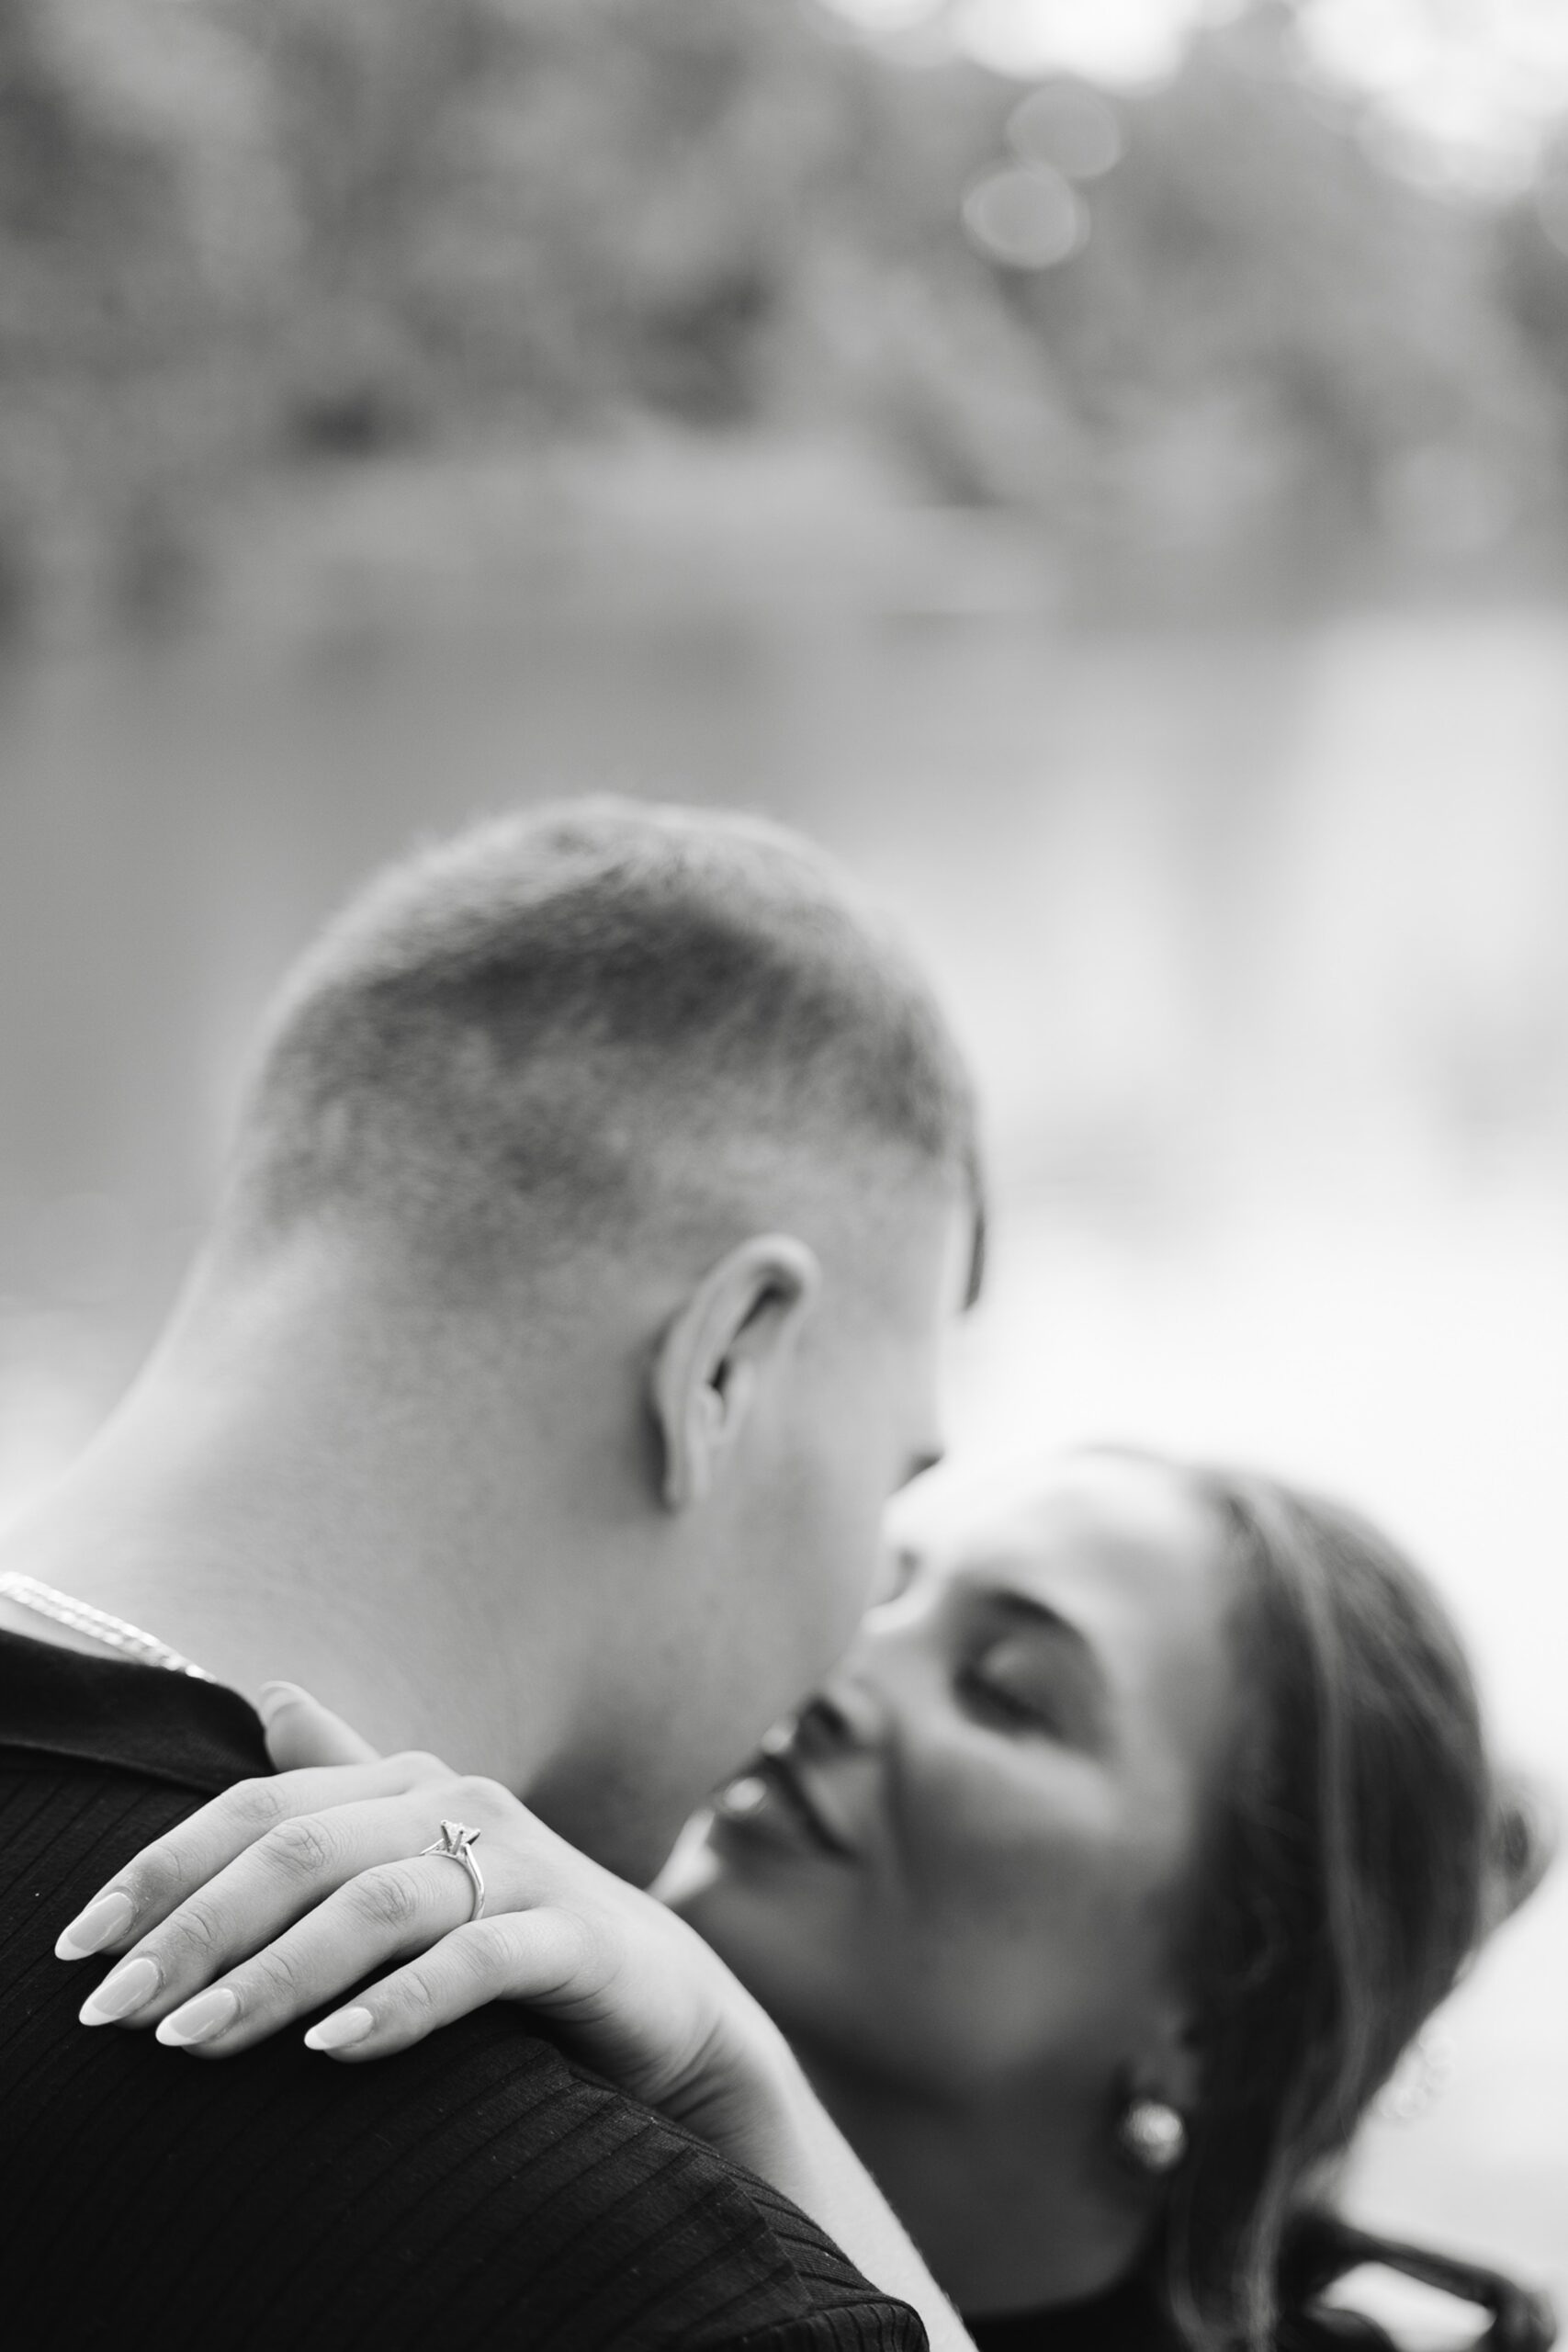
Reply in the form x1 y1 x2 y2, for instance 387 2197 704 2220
659 1813 807 1964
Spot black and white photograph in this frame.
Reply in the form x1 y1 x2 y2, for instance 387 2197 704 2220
0 4 1563 2346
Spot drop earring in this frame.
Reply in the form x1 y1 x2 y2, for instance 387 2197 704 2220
1116 2097 1188 2176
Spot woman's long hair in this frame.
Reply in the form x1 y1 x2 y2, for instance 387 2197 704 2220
1150 1467 1549 2351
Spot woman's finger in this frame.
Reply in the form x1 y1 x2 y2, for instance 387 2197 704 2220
261 1684 384 1772
74 1778 479 2022
80 1771 529 2033
55 1755 448 1968
301 1909 594 2061
152 1859 516 2057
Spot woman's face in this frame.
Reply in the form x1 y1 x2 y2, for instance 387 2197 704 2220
670 1452 1238 2105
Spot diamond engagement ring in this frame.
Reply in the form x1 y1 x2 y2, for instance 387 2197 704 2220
421 1819 486 1922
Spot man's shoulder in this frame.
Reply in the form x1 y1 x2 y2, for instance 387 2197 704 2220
0 1751 925 2351
311 2003 923 2348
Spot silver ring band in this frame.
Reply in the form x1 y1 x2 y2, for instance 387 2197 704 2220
420 1819 486 1923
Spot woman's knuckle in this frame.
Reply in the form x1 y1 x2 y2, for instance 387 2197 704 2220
468 1916 514 1960
397 1964 440 2019
164 1895 225 1964
244 1944 304 2010
452 1774 513 1823
452 1920 506 1983
351 1864 421 1934
124 1840 185 1912
223 1779 287 1838
260 1815 336 1883
390 1749 446 1781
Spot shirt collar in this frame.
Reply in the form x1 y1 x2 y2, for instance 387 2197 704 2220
0 1627 269 1793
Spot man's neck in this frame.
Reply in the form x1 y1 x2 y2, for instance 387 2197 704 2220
0 1503 434 1747
0 1350 570 1793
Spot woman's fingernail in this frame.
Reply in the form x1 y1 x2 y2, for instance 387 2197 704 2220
155 1987 239 2048
79 1955 162 2025
257 1680 306 1726
303 2006 374 2053
55 1890 135 1960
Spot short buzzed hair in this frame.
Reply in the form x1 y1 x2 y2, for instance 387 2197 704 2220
224 798 981 1288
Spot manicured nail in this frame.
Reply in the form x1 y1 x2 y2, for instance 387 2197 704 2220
303 2006 374 2053
155 1987 239 2048
257 1680 306 1726
79 1955 161 2025
55 1890 135 1960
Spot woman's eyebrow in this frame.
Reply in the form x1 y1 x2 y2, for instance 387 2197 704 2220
987 1584 1084 1642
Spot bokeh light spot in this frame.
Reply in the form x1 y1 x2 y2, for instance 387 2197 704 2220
1008 83 1124 180
962 164 1087 270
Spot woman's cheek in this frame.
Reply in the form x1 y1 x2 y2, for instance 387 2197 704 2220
890 1775 1143 2066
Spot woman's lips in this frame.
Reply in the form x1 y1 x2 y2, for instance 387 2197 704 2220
713 1750 857 1860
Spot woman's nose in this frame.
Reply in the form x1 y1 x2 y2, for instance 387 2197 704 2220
787 1662 889 1758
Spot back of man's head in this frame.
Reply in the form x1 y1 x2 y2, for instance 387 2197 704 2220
191 798 979 1865
224 796 980 1293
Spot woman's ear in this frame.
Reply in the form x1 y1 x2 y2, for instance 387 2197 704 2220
1130 1992 1204 2120
649 1233 821 1512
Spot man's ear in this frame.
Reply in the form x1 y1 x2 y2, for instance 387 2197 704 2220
650 1234 821 1512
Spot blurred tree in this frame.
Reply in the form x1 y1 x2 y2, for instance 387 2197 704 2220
996 10 1560 559
0 0 1564 628
1498 139 1568 479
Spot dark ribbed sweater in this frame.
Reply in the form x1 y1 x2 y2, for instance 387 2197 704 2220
0 1631 926 2352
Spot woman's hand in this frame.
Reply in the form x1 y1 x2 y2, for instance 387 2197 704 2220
55 1685 975 2350
54 1686 769 2131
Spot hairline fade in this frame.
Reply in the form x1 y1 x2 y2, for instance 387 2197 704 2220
220 797 983 1291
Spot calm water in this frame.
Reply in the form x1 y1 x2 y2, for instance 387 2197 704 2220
1 601 1564 2295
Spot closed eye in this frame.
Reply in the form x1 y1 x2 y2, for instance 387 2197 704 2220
949 1582 1110 1751
957 1660 1062 1736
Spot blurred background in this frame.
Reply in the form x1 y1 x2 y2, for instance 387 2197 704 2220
0 0 1564 2309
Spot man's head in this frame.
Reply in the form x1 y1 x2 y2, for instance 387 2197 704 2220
211 798 982 1875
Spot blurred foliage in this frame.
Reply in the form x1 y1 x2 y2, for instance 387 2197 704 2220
3 0 1568 626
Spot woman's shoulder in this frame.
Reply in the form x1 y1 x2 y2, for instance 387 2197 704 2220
966 2298 1394 2352
967 2266 1179 2352
965 2212 1556 2352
